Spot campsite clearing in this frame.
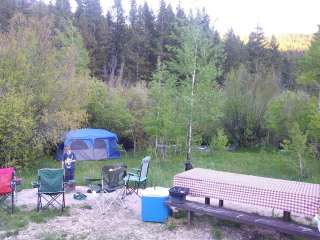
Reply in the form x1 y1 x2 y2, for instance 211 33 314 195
1 187 303 240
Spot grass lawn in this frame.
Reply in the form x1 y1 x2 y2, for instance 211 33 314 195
17 148 320 190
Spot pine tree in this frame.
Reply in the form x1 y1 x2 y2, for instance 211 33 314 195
107 0 127 85
156 0 177 62
74 0 110 78
55 0 71 16
0 0 16 32
141 2 157 81
223 29 245 75
246 26 271 73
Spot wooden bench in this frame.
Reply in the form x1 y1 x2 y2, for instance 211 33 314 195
167 199 320 240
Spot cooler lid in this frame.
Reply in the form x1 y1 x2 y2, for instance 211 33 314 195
141 187 169 197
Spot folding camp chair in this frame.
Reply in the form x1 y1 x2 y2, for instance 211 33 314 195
124 156 151 196
33 168 65 212
101 165 127 211
0 167 16 213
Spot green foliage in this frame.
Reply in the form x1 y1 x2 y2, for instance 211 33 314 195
265 91 318 140
172 21 224 153
211 129 228 151
0 92 38 167
0 14 90 167
298 26 320 88
124 83 149 151
87 80 133 137
285 123 308 179
144 61 179 147
223 65 279 147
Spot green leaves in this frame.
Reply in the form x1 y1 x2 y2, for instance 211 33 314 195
0 14 90 167
298 27 320 87
265 91 318 139
87 80 134 137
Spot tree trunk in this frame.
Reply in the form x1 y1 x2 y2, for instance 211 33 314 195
318 90 320 112
186 67 196 164
109 56 117 87
118 60 125 85
298 153 304 178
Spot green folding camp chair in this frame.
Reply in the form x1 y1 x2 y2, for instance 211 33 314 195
124 156 151 196
33 168 65 212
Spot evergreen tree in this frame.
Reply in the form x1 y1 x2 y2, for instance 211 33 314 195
156 0 177 62
141 2 157 81
246 26 271 73
0 0 16 32
108 0 127 84
223 29 246 75
74 0 109 78
55 0 71 16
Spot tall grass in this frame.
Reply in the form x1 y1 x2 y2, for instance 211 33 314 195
16 148 320 190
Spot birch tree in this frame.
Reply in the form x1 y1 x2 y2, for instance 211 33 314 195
169 20 224 166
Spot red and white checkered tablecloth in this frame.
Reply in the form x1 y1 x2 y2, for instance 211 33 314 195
173 168 320 217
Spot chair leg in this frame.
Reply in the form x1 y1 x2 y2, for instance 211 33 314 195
37 193 41 212
62 192 65 212
105 188 127 210
11 191 14 214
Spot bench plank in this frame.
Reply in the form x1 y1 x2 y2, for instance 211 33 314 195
167 200 320 240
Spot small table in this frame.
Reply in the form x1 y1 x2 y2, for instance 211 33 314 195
173 168 320 219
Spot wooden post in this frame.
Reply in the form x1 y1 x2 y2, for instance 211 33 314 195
187 211 193 225
205 197 210 205
283 211 291 221
219 200 224 207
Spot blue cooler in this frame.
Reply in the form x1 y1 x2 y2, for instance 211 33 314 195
141 187 170 223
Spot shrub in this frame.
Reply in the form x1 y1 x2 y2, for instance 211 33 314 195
0 14 90 167
211 129 228 151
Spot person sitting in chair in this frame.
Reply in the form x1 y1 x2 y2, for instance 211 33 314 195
63 146 76 182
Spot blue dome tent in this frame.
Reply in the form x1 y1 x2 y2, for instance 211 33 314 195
55 128 120 161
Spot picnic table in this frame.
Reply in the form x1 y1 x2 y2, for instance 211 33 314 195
173 168 320 219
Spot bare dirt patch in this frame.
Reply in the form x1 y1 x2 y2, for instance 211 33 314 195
3 187 300 240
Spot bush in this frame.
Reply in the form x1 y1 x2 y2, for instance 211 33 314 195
0 14 90 167
0 92 38 167
284 123 308 179
211 129 228 151
265 90 317 142
87 80 133 137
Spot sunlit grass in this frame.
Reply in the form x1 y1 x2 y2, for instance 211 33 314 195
15 148 320 191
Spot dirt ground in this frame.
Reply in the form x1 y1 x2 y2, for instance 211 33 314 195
3 187 310 240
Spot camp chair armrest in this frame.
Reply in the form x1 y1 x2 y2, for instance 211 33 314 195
32 181 40 188
129 168 141 174
10 180 16 189
127 171 139 177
